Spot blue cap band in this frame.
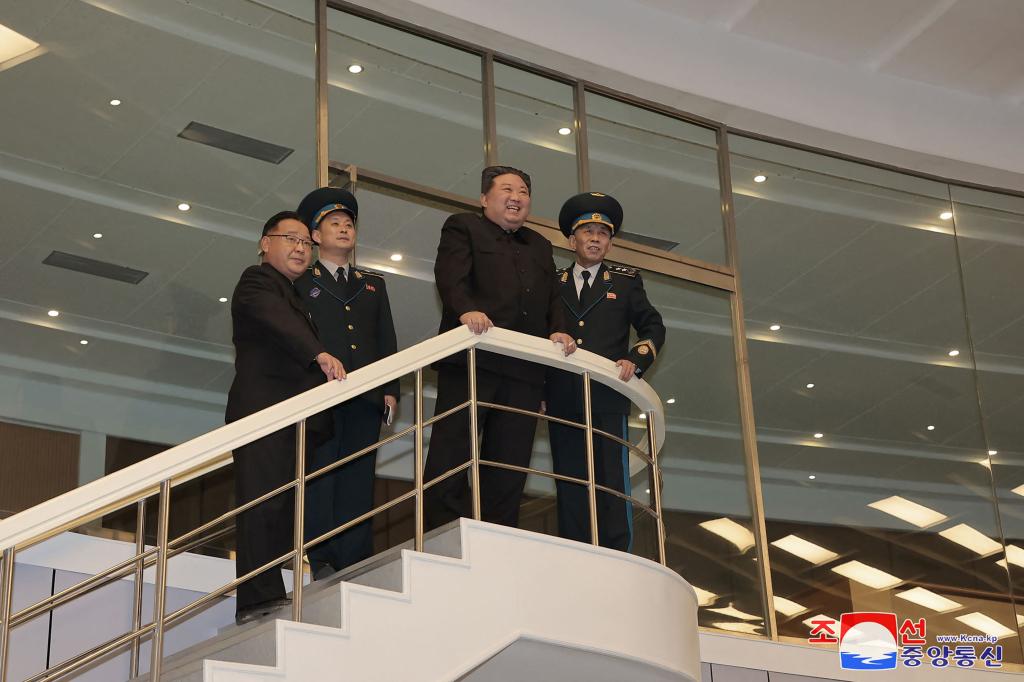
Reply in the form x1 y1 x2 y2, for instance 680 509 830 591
571 212 613 232
312 203 355 228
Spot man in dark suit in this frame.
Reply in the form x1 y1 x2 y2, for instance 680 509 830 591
545 192 666 551
226 210 345 625
424 165 577 529
293 187 399 579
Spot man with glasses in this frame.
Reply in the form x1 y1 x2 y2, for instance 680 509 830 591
294 187 399 580
226 210 344 625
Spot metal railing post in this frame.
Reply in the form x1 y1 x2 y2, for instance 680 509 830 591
292 419 307 622
129 499 146 678
414 369 425 551
646 411 666 566
582 372 599 546
0 547 15 682
468 348 482 521
148 480 171 680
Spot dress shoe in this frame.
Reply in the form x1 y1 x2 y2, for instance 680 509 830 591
235 597 292 626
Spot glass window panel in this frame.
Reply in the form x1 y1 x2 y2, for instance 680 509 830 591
640 272 765 633
951 185 1024 647
493 63 577 220
327 10 482 197
585 93 725 263
0 1 314 451
731 134 1021 662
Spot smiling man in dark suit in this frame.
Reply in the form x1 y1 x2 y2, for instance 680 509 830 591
546 192 665 551
226 210 344 625
424 165 577 530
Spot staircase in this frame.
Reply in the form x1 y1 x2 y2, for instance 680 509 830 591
156 520 699 682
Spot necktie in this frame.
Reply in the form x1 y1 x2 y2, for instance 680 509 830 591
580 269 592 307
336 267 346 283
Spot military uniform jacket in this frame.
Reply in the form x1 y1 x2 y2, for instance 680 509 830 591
225 263 332 440
434 212 567 384
294 261 400 411
545 262 666 415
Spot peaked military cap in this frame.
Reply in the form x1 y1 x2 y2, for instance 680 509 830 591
558 192 623 239
297 187 359 230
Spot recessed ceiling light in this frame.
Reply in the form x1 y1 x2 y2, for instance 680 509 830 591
831 560 902 590
638 413 646 419
691 586 717 607
707 604 761 621
79 339 89 345
956 612 1014 639
666 398 676 404
177 202 191 212
109 99 121 107
699 517 755 552
896 587 962 614
754 174 767 183
390 253 403 262
348 64 363 74
92 233 103 239
988 450 998 456
927 425 936 431
771 534 838 565
805 383 815 389
47 310 59 317
939 523 1002 556
774 596 807 617
769 323 781 331
808 474 816 480
868 495 946 528
644 488 650 494
940 211 953 220
813 433 824 439
948 349 960 357
0 23 40 64
218 297 228 303
557 127 572 136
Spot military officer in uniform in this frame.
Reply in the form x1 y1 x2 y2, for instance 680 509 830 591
545 192 666 551
294 187 400 579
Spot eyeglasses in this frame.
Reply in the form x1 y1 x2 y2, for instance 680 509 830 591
265 234 314 249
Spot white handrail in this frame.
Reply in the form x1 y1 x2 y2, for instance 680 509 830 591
0 326 664 552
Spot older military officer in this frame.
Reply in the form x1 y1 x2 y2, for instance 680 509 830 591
226 210 344 624
545 192 666 551
294 187 399 579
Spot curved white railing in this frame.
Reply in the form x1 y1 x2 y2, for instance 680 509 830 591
0 325 664 553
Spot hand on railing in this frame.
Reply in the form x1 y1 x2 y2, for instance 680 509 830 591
549 332 577 356
459 311 493 334
316 352 347 381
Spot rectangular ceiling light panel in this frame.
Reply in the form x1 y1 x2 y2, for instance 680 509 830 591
0 23 39 64
939 523 1002 557
179 121 294 164
867 495 947 528
832 560 902 590
771 534 838 565
699 517 755 552
43 251 148 284
895 587 962 614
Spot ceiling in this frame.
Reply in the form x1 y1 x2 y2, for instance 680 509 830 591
3 0 1024 642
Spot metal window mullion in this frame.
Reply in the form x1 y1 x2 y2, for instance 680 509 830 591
574 82 590 192
315 0 329 187
717 127 778 639
482 52 498 166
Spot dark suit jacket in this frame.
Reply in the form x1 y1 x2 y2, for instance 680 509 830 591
294 261 400 412
225 263 331 441
434 212 567 384
545 262 666 415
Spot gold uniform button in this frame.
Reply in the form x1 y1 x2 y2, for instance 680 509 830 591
576 338 583 345
345 305 351 311
347 324 354 331
637 345 649 355
350 344 358 350
578 320 585 327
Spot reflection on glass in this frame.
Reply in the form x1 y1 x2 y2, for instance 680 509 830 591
952 185 1024 653
639 271 765 633
493 64 577 220
585 93 725 263
731 135 1021 663
327 10 482 198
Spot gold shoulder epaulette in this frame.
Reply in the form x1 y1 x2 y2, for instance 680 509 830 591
608 264 638 278
355 268 384 279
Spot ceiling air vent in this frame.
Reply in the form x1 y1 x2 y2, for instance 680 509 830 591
43 251 149 284
178 121 293 164
616 231 679 252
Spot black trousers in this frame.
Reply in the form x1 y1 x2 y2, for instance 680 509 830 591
233 426 298 613
423 365 542 529
305 399 380 574
548 413 632 551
